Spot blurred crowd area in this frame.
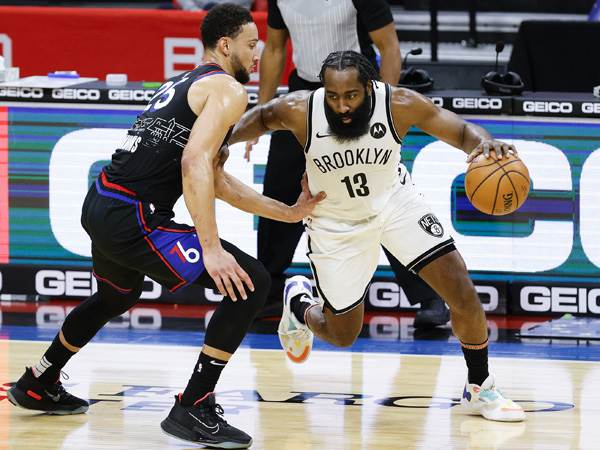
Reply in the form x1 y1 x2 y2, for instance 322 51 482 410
0 0 595 14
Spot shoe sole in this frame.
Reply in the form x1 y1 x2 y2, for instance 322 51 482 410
160 417 252 449
460 398 525 422
7 388 88 415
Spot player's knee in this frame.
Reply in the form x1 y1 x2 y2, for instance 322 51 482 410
444 277 482 316
96 282 142 319
243 260 271 312
330 325 360 347
332 331 359 348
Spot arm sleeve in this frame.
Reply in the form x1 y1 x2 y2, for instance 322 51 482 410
353 0 394 32
267 0 287 30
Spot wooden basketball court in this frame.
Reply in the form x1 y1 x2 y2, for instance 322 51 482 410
1 336 598 449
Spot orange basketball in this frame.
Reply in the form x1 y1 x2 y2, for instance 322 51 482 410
465 154 530 215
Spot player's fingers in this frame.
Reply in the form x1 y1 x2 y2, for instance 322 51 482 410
493 143 503 159
482 142 491 158
309 191 327 206
466 148 480 163
222 276 237 301
230 272 247 300
237 266 254 293
212 274 227 298
501 143 513 157
301 173 309 191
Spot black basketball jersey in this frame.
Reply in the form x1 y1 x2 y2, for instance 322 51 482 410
104 63 231 215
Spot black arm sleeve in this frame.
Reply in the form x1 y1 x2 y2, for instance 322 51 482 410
267 0 287 30
353 0 394 32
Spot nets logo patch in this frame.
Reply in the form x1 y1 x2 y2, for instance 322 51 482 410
419 214 444 237
370 122 386 139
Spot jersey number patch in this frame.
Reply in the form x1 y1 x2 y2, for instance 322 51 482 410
144 75 190 112
341 173 370 198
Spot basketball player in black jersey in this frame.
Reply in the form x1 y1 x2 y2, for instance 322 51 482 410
7 5 324 448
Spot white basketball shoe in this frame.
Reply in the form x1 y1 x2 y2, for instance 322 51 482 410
461 373 525 422
278 276 320 363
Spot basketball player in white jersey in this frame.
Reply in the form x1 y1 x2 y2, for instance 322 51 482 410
230 50 524 422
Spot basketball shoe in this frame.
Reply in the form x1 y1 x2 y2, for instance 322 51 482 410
278 275 320 363
161 393 252 449
7 367 89 415
461 373 525 422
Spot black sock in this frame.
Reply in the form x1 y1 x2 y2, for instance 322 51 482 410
33 333 77 385
290 294 317 325
461 340 489 386
181 352 227 406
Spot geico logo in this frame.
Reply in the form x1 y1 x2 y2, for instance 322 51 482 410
0 87 44 98
108 89 155 102
105 308 162 330
368 282 416 309
429 97 444 107
35 305 75 328
520 286 600 313
582 102 600 114
475 285 499 312
36 305 161 329
35 270 97 297
35 269 162 299
51 88 100 100
522 101 573 114
452 97 502 109
367 316 412 340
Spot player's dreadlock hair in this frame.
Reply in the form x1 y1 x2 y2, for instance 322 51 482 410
318 51 380 87
201 3 253 50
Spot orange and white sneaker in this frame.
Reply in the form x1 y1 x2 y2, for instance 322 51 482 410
461 373 525 422
278 276 319 363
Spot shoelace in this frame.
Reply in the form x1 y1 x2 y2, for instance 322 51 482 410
201 401 228 425
48 371 70 398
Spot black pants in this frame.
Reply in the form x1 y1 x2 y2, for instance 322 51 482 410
258 71 440 306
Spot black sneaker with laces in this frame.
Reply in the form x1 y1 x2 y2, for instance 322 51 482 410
7 367 89 415
161 393 252 449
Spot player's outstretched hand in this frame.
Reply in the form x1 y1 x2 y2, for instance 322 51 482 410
467 139 517 163
203 246 254 301
244 138 259 161
288 174 326 222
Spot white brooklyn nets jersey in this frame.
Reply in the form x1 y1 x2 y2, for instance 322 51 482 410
305 80 403 221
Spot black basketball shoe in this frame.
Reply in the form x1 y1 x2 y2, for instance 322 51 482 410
161 393 252 449
7 367 89 415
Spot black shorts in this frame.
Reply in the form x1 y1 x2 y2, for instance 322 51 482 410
81 172 210 293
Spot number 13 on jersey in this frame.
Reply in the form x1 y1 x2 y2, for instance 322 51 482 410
341 172 370 197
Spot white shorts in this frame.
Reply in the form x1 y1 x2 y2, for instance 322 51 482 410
305 177 455 314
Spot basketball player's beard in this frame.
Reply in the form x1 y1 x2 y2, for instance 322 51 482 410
231 54 250 84
324 93 372 144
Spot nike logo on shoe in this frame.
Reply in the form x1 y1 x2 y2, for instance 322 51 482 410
316 132 332 138
188 412 220 434
44 390 61 402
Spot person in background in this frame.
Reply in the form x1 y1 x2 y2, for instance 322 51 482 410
248 0 450 328
174 0 254 10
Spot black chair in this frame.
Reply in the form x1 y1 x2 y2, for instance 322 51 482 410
508 20 600 92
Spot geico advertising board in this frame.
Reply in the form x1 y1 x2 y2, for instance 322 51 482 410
0 105 599 314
